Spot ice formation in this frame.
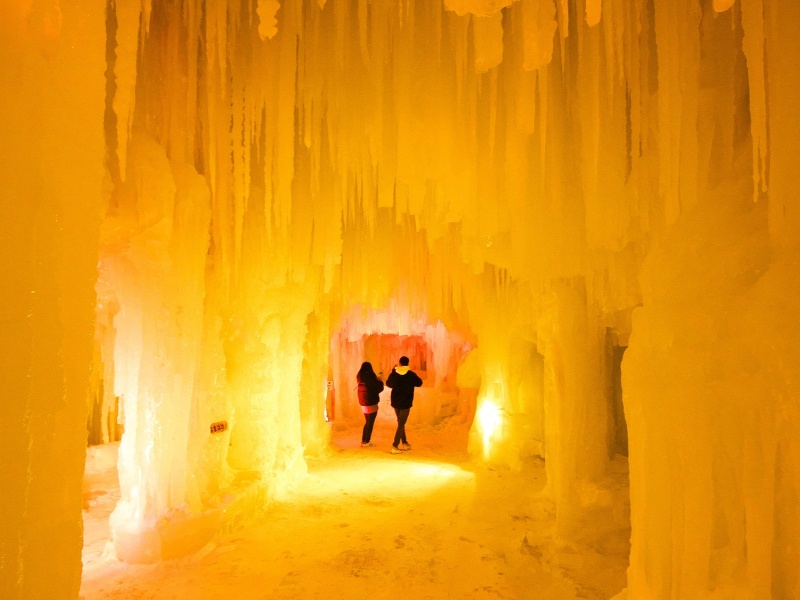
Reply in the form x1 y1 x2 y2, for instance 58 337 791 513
2 0 799 598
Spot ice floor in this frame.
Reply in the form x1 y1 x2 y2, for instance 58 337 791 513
80 422 630 599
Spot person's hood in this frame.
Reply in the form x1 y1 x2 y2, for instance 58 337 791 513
395 365 409 375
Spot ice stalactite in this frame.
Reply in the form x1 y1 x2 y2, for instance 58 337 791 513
112 0 142 182
764 0 800 252
585 0 601 27
738 0 768 202
257 0 281 40
521 0 557 71
444 0 520 18
654 0 701 226
473 12 505 73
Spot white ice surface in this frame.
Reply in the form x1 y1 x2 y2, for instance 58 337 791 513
81 423 629 599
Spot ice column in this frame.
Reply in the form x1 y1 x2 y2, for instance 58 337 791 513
0 3 105 597
537 283 609 538
102 137 211 562
620 2 800 596
764 0 800 251
621 190 790 597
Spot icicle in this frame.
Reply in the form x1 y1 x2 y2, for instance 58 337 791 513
740 0 768 201
472 12 504 73
521 0 557 71
444 0 517 17
557 0 569 37
601 0 624 87
334 0 347 70
555 0 568 78
211 2 227 86
359 0 370 65
113 0 143 182
577 13 602 248
537 66 548 194
232 82 245 264
654 0 701 224
183 0 202 160
256 0 280 40
586 0 601 27
488 69 498 159
272 5 299 235
624 0 645 188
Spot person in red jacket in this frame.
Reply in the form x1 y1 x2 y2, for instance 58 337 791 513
385 356 423 454
356 362 384 447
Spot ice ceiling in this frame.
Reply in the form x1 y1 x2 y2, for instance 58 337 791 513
2 0 799 598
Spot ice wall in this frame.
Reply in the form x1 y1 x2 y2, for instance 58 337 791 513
619 2 800 597
0 3 106 598
623 186 799 599
96 136 211 562
4 0 799 596
94 0 799 589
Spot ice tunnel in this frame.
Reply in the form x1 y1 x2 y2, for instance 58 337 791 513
2 0 800 598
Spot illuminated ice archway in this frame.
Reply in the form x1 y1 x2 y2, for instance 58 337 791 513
327 303 477 431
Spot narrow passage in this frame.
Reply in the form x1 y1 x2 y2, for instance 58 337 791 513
81 424 629 599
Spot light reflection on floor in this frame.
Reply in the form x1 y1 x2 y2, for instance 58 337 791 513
81 423 629 600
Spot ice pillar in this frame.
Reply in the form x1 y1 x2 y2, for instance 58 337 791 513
622 192 785 597
0 2 105 596
537 282 609 538
764 0 800 252
102 137 211 562
466 279 545 468
223 294 310 489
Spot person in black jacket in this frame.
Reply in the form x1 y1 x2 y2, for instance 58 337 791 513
356 362 384 447
385 356 423 454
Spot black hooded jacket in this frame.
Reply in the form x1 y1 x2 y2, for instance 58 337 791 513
385 367 423 409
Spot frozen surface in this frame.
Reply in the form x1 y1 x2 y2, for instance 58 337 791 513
3 0 800 598
623 186 800 599
0 2 105 597
81 425 630 599
83 443 121 569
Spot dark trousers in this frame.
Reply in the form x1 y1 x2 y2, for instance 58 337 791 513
393 408 410 447
362 411 377 443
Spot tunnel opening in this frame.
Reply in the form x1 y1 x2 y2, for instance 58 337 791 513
606 326 629 459
326 315 477 454
609 344 629 458
79 317 635 597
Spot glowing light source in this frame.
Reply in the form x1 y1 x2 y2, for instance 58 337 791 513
323 381 329 422
317 458 473 500
476 400 502 458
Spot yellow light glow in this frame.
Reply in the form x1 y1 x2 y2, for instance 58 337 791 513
323 381 329 422
307 458 473 501
477 400 502 458
411 464 458 479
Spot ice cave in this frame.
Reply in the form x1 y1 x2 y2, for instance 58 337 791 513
2 0 799 598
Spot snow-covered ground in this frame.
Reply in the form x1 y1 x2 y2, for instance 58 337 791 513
81 421 630 599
